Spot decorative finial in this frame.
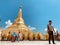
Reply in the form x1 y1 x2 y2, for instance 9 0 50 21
20 4 22 9
19 4 22 12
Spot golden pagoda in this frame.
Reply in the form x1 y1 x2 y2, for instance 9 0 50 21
2 5 32 39
1 5 44 41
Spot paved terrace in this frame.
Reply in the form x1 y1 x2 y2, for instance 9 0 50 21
0 41 60 45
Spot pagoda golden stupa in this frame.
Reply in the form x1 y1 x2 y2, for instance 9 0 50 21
1 5 44 41
2 6 32 40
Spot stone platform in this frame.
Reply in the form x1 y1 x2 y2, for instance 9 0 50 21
0 41 60 45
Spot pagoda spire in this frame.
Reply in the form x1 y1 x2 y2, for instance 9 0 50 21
13 4 24 25
18 4 22 18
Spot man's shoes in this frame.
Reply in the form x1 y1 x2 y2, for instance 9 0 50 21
49 43 51 44
53 43 55 44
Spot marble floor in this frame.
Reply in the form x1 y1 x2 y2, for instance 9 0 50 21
0 41 60 45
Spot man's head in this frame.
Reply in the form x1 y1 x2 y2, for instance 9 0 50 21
13 32 15 34
8 32 10 34
49 20 52 25
19 32 20 33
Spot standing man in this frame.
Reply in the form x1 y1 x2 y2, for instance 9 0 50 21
47 20 55 44
11 32 16 42
18 32 22 42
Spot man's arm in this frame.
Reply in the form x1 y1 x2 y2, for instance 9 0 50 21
52 26 55 32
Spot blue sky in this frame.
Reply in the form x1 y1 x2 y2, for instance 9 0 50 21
0 0 60 33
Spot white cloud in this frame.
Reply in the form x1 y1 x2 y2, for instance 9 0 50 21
28 25 36 31
5 20 12 28
45 28 57 32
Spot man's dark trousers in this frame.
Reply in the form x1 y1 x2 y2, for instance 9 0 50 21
49 31 55 44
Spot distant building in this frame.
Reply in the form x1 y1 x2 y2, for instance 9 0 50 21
0 27 2 41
